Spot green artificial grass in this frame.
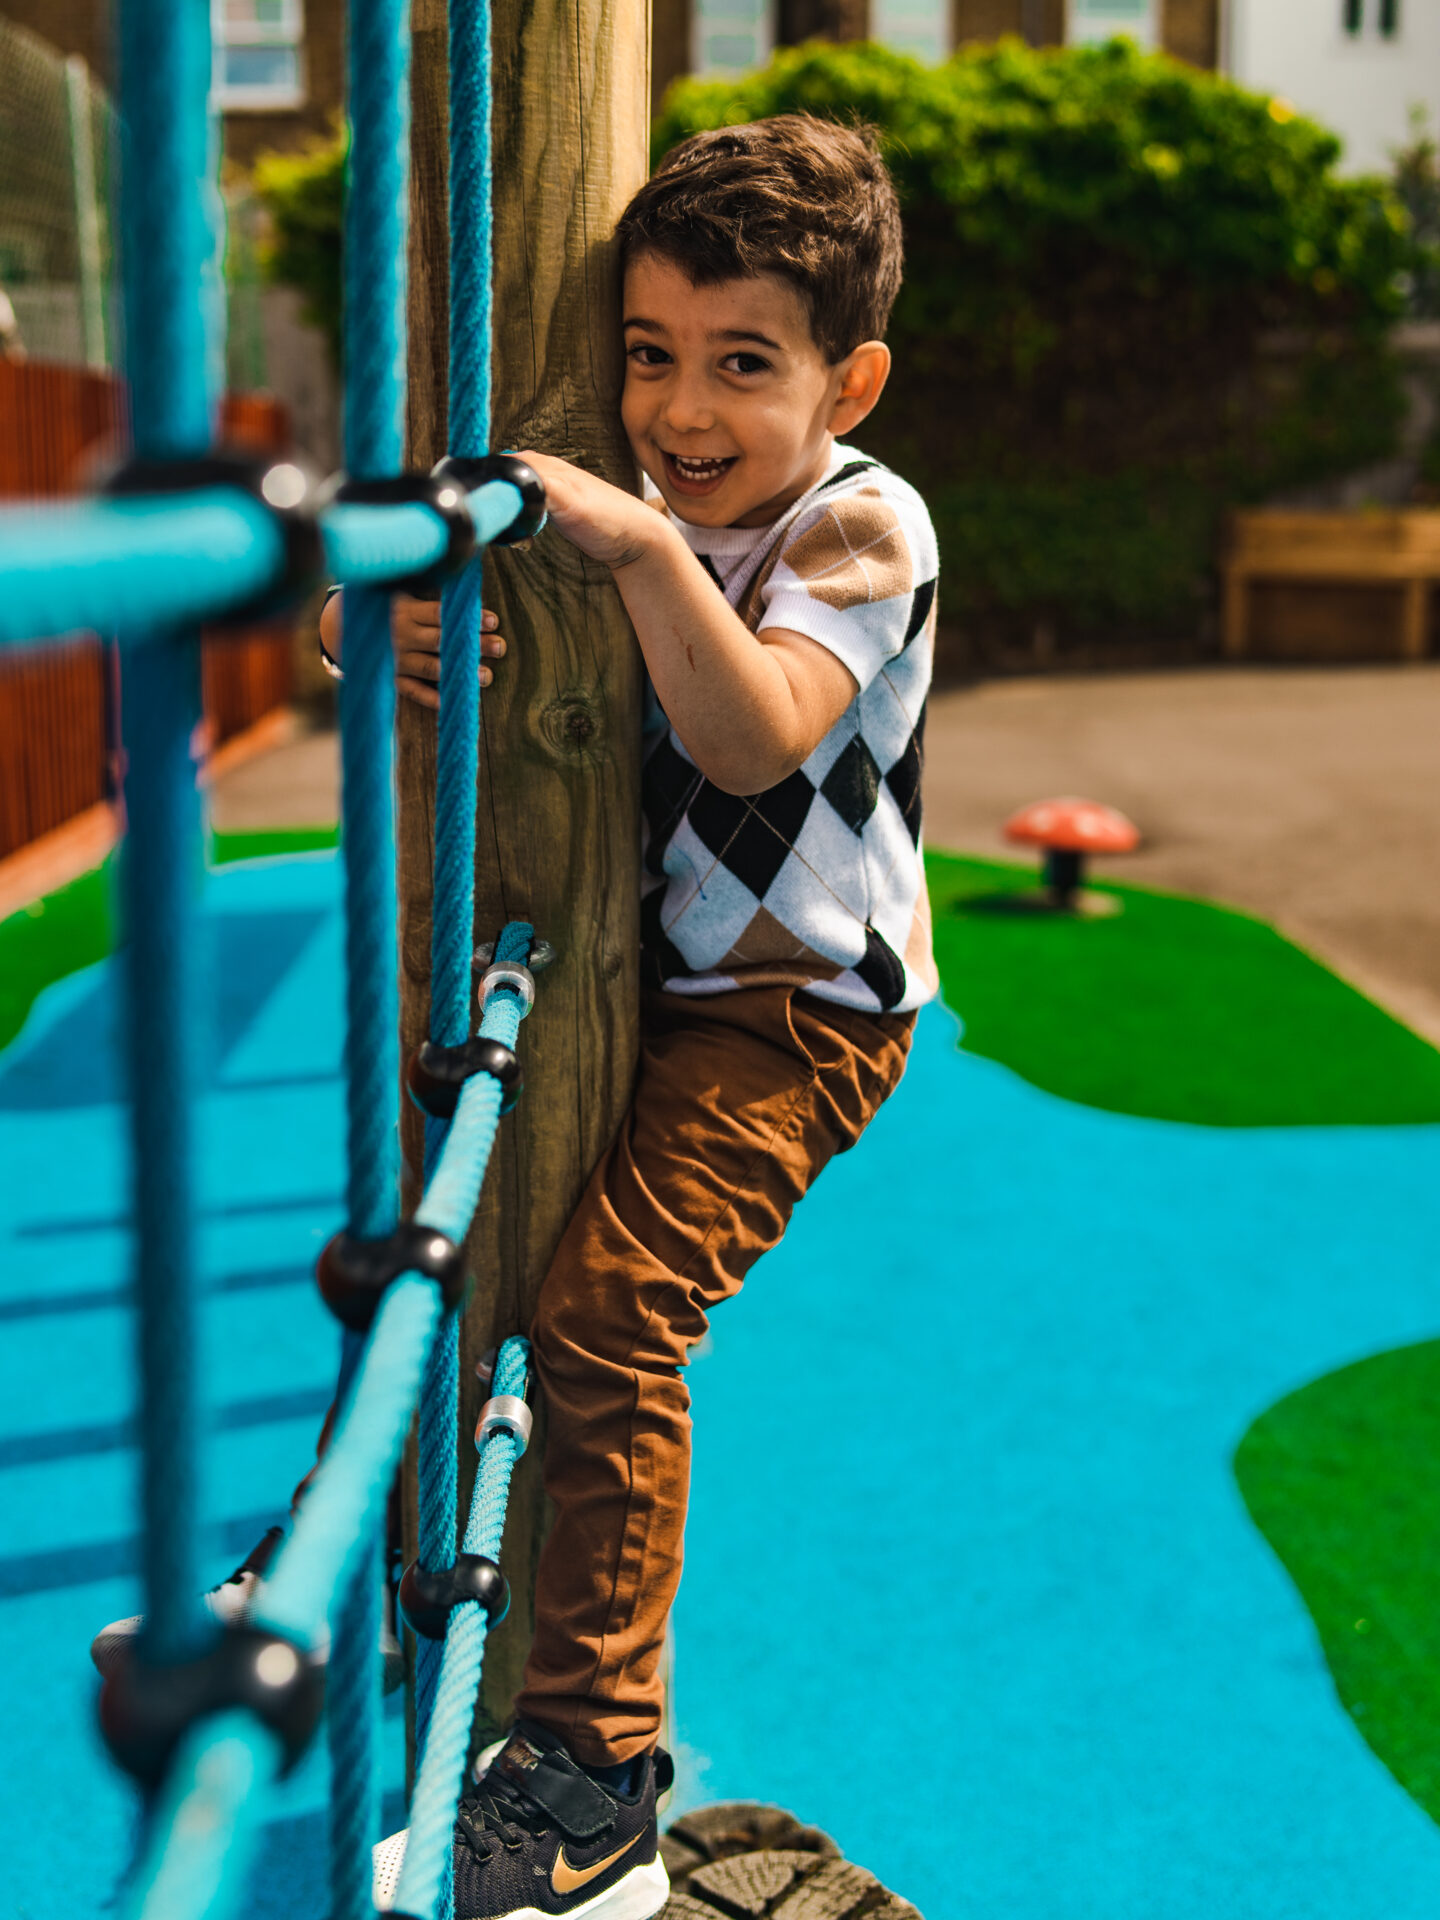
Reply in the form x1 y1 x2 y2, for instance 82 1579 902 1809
1235 1345 1440 1826
0 824 340 1055
926 851 1440 1128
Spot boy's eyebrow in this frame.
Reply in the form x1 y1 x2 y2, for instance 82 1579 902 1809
623 316 785 353
711 328 783 351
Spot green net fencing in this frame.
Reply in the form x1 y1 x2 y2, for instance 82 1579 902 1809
0 18 116 368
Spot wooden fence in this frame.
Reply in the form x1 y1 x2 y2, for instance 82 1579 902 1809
0 361 297 863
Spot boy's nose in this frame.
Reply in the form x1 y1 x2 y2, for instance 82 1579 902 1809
660 380 717 434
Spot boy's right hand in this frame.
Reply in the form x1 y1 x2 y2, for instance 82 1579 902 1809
392 594 443 709
393 596 507 711
318 591 506 711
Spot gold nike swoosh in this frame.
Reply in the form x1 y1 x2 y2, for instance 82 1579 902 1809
551 1829 646 1897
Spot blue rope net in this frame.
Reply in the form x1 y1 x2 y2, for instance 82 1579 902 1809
0 0 545 1912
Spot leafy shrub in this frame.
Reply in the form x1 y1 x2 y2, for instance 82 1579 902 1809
657 39 1415 644
251 128 345 366
1392 109 1440 320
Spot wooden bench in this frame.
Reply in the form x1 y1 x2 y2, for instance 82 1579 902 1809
1222 508 1440 660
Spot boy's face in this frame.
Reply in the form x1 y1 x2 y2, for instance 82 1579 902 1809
621 253 889 530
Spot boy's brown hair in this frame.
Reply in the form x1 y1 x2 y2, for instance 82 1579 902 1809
615 114 903 365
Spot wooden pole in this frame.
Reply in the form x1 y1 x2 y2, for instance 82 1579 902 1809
399 0 649 1751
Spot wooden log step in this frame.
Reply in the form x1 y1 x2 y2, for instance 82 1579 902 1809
659 1803 922 1919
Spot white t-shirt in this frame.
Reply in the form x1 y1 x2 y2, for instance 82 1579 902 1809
641 442 938 1014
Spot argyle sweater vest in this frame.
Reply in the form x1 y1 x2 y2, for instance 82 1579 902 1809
640 445 939 1015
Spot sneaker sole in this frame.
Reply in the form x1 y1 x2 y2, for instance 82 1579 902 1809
373 1841 667 1920
484 1856 670 1920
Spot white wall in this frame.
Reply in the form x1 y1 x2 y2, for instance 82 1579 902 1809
1227 0 1440 174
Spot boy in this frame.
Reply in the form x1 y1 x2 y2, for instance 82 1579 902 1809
104 113 939 1920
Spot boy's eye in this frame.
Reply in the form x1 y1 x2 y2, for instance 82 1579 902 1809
626 343 671 367
722 352 771 376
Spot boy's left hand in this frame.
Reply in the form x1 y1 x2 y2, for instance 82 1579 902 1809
516 451 655 572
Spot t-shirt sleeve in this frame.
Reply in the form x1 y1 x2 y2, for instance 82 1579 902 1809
756 482 937 693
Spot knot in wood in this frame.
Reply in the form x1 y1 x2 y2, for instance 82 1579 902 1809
542 693 602 758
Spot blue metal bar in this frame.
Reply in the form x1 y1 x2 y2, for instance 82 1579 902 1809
0 480 523 649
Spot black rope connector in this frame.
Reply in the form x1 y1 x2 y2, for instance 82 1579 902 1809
399 1554 510 1640
315 1220 468 1332
103 450 326 625
99 1625 324 1789
432 453 547 547
321 471 477 595
406 1036 522 1122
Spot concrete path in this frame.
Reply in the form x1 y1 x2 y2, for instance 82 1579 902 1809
209 663 1440 1043
211 724 341 834
924 664 1440 1046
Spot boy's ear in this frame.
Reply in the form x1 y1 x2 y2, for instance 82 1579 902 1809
829 341 891 436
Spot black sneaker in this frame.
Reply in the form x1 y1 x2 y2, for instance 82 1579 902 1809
373 1721 672 1920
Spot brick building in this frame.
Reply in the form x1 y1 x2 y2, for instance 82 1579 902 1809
0 1 345 166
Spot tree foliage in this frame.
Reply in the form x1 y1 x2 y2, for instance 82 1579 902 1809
251 128 346 367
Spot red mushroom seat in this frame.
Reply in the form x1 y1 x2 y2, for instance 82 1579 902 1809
1003 797 1139 908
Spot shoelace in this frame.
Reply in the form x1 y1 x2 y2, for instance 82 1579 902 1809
455 1773 550 1861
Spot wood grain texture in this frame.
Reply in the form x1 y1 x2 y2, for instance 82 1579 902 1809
687 1852 811 1915
1161 0 1219 67
657 1803 921 1918
398 0 649 1747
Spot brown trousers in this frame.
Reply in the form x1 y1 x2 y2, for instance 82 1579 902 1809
513 984 913 1765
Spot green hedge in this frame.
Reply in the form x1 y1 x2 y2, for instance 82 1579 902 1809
657 39 1415 640
249 41 1418 641
252 130 345 366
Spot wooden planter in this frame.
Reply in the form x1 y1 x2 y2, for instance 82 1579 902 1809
1222 508 1440 662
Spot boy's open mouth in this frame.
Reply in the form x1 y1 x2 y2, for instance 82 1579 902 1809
661 450 737 496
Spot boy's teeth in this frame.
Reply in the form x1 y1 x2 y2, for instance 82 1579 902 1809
674 456 728 476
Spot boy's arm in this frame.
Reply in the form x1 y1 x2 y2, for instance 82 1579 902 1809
520 452 857 796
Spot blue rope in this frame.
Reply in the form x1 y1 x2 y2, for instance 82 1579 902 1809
113 0 222 1675
117 0 212 457
448 0 493 459
328 0 412 1898
412 0 498 1816
120 1715 282 1920
326 0 413 1898
32 0 541 1914
343 0 410 482
132 955 538 1913
394 1339 531 1920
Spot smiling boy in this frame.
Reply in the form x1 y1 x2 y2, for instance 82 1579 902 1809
369 113 936 1920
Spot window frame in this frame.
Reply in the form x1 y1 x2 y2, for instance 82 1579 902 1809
212 0 306 112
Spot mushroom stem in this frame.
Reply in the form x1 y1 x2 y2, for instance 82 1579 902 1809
1043 847 1084 909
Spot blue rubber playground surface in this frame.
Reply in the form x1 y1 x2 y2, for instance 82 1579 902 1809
3 845 1440 1917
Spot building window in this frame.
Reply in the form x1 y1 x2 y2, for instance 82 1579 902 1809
870 0 949 62
213 0 305 110
694 0 775 75
1068 0 1156 51
1342 0 1401 37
